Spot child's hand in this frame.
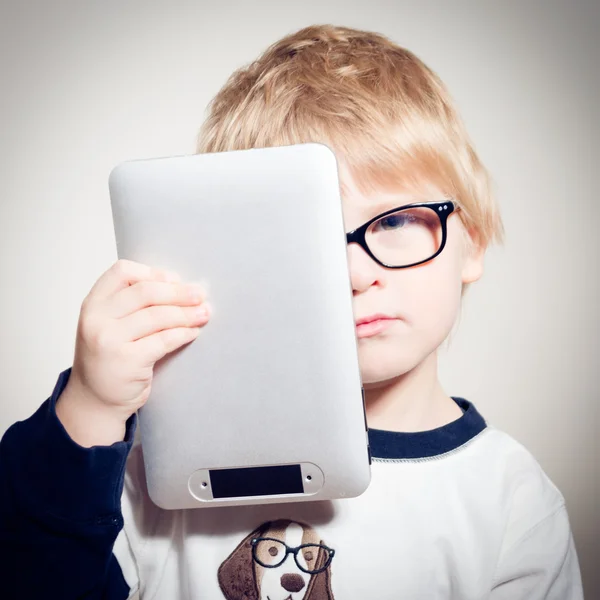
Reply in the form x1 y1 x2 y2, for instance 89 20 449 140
56 259 209 447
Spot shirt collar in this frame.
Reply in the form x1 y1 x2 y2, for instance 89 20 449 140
368 398 487 460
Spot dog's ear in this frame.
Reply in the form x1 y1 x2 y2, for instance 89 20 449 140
217 524 266 600
304 543 335 600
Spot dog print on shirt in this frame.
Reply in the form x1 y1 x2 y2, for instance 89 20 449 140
218 519 336 600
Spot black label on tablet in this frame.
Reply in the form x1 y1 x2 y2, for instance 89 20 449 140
209 464 304 498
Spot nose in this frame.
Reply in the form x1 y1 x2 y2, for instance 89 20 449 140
347 243 380 294
280 572 305 593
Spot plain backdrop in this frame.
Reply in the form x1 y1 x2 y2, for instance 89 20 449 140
0 0 598 596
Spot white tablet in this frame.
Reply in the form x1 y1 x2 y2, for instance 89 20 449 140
109 143 371 509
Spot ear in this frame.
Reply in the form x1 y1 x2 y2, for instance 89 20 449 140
304 543 335 600
218 524 266 600
461 228 485 285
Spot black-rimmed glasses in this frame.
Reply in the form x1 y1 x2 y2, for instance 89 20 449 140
346 200 456 268
251 537 335 574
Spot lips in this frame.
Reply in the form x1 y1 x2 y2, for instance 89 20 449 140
355 314 395 327
354 314 397 339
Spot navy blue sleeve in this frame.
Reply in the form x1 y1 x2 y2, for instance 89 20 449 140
0 368 137 599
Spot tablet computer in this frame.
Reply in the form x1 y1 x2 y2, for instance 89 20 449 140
109 143 371 509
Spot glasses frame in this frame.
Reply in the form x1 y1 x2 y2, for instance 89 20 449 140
251 536 336 575
345 200 457 269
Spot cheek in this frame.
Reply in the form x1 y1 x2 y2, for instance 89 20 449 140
393 249 463 335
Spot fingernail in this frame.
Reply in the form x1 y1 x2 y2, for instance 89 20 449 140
194 306 209 319
188 283 206 299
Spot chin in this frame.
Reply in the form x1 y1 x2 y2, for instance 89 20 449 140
358 347 422 385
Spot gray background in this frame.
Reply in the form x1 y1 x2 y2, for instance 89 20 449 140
0 0 598 597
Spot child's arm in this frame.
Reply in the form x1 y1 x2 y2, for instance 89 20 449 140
490 492 584 598
0 259 209 598
0 368 136 599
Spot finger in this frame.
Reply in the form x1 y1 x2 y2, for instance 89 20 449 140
88 259 181 303
131 326 202 366
119 304 210 342
106 280 207 320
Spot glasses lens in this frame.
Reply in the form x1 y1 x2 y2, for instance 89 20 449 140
366 207 442 266
252 538 287 568
296 544 321 573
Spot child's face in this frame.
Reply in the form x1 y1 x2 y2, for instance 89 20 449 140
337 159 484 386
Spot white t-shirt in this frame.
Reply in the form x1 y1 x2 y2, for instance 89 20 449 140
112 398 584 599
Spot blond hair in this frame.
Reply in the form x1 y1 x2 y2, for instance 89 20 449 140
197 24 503 247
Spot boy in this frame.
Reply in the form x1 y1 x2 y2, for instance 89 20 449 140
0 24 584 599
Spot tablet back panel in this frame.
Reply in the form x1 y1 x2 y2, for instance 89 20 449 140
109 143 371 509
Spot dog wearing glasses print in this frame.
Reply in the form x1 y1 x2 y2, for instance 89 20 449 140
218 519 336 600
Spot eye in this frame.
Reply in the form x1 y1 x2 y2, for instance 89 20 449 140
268 546 279 557
303 551 314 561
378 213 411 230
